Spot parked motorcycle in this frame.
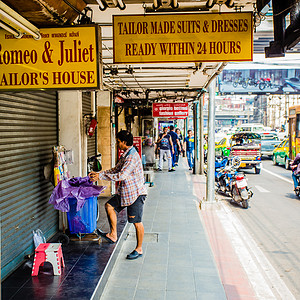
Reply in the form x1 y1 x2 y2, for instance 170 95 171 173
258 77 273 90
247 77 259 87
215 156 253 208
232 77 247 88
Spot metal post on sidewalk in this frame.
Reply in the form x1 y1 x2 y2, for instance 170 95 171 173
199 94 204 175
206 78 216 203
193 101 199 174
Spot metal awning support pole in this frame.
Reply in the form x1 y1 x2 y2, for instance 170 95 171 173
196 100 200 174
206 78 216 202
193 101 200 174
199 94 204 175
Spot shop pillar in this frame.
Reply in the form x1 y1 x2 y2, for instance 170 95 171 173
97 91 113 196
58 90 85 177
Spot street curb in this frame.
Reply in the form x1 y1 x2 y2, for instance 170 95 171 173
90 221 131 300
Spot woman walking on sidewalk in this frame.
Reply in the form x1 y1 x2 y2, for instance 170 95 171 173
89 130 147 260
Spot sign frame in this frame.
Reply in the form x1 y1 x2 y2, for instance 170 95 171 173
152 102 189 118
0 24 101 91
113 12 253 64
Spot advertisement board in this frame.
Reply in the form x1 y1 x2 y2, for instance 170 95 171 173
113 12 253 63
219 69 300 94
152 103 189 118
0 25 100 90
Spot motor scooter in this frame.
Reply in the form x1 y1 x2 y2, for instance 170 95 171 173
215 156 253 208
292 173 300 198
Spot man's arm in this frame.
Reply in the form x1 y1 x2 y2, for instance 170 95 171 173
169 136 174 154
89 159 123 182
156 134 163 143
99 155 136 182
176 138 182 151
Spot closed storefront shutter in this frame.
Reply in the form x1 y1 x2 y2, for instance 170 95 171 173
0 91 58 280
82 92 97 158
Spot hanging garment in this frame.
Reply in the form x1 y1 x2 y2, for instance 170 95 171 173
49 176 106 212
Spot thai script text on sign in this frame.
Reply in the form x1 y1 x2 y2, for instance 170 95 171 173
113 13 252 63
152 103 189 118
0 26 99 90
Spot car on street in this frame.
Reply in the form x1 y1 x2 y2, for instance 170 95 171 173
272 138 290 169
230 132 262 174
215 137 231 157
260 132 281 158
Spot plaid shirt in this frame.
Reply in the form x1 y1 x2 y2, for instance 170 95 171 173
98 146 147 206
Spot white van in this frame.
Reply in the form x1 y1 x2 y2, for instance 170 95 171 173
235 123 265 133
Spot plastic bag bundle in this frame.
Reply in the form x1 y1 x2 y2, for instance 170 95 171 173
49 176 106 212
33 229 46 248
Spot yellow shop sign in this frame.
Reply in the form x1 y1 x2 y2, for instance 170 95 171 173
113 12 253 64
0 25 100 90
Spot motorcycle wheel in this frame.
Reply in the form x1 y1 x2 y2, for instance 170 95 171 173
242 82 248 89
255 166 261 174
233 82 238 88
295 189 300 198
242 200 249 209
259 82 265 90
56 233 70 246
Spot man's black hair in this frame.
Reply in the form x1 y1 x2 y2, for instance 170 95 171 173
170 125 174 130
116 130 133 146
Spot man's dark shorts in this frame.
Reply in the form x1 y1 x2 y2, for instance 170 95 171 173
106 194 146 223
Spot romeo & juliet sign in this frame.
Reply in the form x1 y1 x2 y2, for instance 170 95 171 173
152 103 189 118
0 25 100 90
113 12 252 64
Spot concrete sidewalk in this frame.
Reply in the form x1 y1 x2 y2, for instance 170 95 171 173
97 162 226 300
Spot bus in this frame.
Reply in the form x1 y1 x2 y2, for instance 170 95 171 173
288 105 300 160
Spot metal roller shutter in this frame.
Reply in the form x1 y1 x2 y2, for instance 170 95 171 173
0 91 58 280
82 92 97 158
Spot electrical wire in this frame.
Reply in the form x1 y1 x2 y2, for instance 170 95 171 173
273 3 296 17
62 0 83 15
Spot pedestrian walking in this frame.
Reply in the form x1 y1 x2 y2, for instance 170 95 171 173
156 127 175 172
89 130 147 260
184 130 195 170
175 128 184 165
169 125 182 169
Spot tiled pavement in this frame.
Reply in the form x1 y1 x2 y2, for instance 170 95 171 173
98 162 226 300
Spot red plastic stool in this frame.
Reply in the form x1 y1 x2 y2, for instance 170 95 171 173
31 243 65 276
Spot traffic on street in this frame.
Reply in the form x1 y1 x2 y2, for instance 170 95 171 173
220 158 300 299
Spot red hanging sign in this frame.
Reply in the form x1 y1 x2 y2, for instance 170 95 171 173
152 103 189 118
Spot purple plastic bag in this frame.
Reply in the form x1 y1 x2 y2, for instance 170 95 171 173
49 176 106 212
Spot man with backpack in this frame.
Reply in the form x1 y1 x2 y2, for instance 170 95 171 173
156 127 175 172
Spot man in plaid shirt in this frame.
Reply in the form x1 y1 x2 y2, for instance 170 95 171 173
89 130 147 260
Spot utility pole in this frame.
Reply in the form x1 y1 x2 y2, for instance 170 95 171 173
206 78 216 203
199 94 204 175
193 101 200 174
